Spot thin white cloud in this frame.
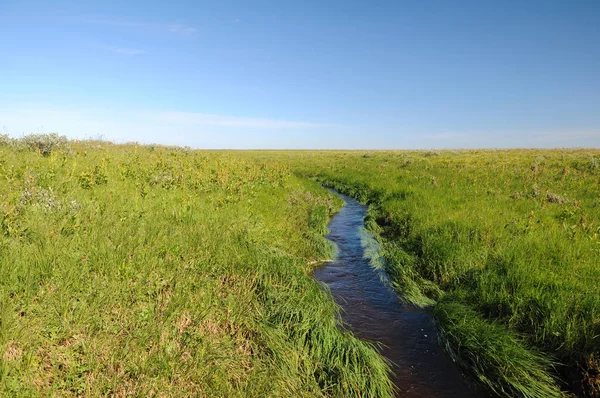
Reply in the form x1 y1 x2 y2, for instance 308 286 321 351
167 24 197 36
0 107 335 149
150 111 328 129
111 47 145 55
0 107 330 145
87 18 197 37
2 106 597 149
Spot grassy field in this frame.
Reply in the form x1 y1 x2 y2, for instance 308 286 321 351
0 135 393 397
2 136 599 397
282 149 600 397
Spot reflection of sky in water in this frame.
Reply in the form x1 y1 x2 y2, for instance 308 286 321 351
315 190 485 398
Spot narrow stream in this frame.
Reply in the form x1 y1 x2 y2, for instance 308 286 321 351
313 191 485 397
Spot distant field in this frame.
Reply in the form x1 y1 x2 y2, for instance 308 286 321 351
0 135 392 397
2 136 599 397
282 149 600 397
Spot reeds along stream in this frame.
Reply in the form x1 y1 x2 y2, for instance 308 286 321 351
313 191 485 398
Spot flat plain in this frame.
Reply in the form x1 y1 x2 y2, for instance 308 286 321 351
1 135 599 397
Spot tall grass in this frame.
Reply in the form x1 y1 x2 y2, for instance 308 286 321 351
283 149 600 397
0 137 393 396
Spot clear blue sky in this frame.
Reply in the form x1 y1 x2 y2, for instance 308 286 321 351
1 0 599 148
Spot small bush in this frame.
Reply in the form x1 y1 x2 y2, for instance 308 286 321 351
21 133 68 156
78 172 93 189
18 181 63 213
0 134 12 147
93 165 108 185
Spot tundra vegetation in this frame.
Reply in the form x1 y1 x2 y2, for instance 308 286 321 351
1 135 599 397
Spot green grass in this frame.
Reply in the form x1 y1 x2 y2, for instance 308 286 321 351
0 137 394 397
281 149 600 397
3 138 599 397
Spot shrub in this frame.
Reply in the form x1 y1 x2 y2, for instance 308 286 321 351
21 133 68 156
0 134 12 147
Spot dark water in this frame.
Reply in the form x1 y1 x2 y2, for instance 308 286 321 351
313 192 485 398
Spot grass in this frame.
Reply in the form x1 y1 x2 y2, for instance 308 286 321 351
0 136 394 397
281 149 600 397
3 138 599 397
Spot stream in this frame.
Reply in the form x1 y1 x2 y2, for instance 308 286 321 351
313 191 485 397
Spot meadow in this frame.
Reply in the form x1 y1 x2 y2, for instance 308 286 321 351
0 135 393 397
2 136 599 397
283 149 600 397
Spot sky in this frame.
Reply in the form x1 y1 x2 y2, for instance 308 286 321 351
1 0 599 149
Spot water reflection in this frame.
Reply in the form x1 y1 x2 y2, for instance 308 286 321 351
314 192 484 397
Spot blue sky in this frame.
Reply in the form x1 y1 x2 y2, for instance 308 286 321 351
1 0 599 149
